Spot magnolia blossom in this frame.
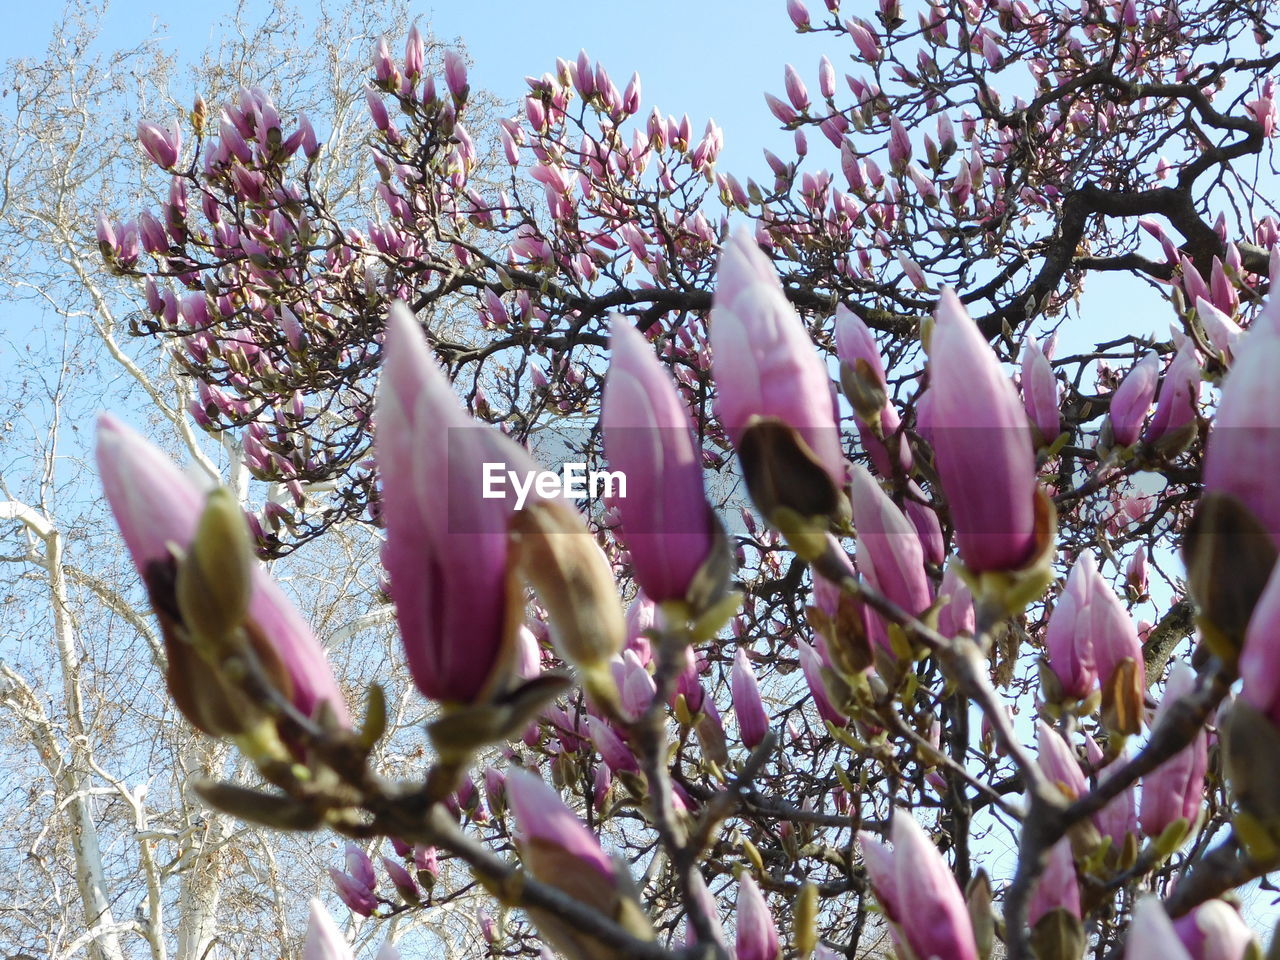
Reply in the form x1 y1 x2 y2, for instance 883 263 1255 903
920 289 1038 571
857 811 978 960
375 302 543 704
603 317 717 604
710 228 846 491
96 414 348 732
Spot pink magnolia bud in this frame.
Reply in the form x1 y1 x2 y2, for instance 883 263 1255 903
443 50 468 101
819 56 836 99
764 93 797 125
95 415 348 732
1202 315 1280 539
615 649 656 721
888 116 912 172
137 119 181 169
1108 351 1159 447
1139 663 1208 838
786 0 811 29
857 811 977 960
1240 557 1280 725
1129 897 1194 960
505 768 616 882
624 594 656 665
404 25 424 79
1028 838 1079 926
1037 721 1088 799
796 637 847 726
1144 340 1202 448
710 229 846 492
1020 337 1060 445
846 19 882 62
732 648 769 748
1085 733 1139 845
303 899 354 960
1172 901 1255 960
1044 554 1100 701
381 856 419 904
849 465 931 616
919 289 1038 572
783 64 810 112
328 868 376 917
344 843 376 891
938 565 975 637
735 873 781 960
1194 297 1242 359
602 319 717 604
835 304 887 394
906 487 945 566
1078 552 1144 703
373 37 396 85
374 302 542 704
1126 546 1148 598
587 715 638 774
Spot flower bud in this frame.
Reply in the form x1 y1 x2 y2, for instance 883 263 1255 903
1107 351 1159 448
857 811 977 960
1020 336 1060 446
732 648 769 748
711 229 847 539
603 318 724 609
736 873 781 960
303 898 354 960
96 415 347 743
919 289 1040 573
1139 663 1208 841
1171 901 1255 960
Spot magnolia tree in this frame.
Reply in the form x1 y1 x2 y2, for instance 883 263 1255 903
84 0 1280 957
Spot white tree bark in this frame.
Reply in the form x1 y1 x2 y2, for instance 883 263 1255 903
0 502 127 960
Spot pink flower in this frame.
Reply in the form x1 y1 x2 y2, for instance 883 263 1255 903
443 50 468 100
374 302 542 704
1108 351 1159 448
1085 734 1139 847
732 647 769 748
1037 721 1088 799
711 229 846 497
919 289 1038 572
1021 336 1060 445
328 867 376 917
1128 898 1194 960
736 873 781 960
1139 664 1208 838
1195 297 1243 359
303 899 355 960
95 415 348 731
1172 901 1255 960
603 318 717 604
857 811 978 960
1044 554 1100 701
137 119 181 169
404 25 424 79
1240 557 1280 726
1202 314 1280 540
1144 340 1202 448
505 767 616 882
1027 838 1080 927
849 464 931 616
938 565 975 638
796 637 847 726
